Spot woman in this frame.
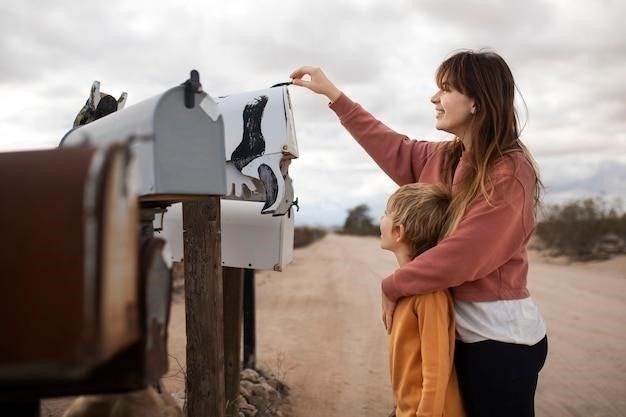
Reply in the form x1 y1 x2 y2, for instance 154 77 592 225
290 50 548 417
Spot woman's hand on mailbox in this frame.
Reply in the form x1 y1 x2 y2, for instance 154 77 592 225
290 66 342 103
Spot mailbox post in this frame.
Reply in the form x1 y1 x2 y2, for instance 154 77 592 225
182 197 226 417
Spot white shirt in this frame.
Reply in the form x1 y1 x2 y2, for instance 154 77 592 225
454 297 546 345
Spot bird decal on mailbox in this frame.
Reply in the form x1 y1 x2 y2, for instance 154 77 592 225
231 95 268 170
219 86 298 216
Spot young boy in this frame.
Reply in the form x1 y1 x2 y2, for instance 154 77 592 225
380 183 465 417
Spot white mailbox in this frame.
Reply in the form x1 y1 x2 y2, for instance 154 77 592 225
154 200 294 271
218 85 298 215
221 200 293 271
61 73 226 202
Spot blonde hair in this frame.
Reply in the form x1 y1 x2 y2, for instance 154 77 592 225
386 183 458 259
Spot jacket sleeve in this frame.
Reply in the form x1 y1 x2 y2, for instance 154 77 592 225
329 93 434 185
415 292 453 417
382 163 535 301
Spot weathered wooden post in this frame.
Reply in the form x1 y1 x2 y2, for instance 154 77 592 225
183 197 226 417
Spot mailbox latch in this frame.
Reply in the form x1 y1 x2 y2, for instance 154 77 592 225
183 70 202 109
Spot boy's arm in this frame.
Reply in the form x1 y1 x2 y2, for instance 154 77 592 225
415 291 454 417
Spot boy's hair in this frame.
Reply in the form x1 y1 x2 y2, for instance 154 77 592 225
386 183 456 259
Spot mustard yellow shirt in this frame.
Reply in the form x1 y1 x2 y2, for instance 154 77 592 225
388 290 465 417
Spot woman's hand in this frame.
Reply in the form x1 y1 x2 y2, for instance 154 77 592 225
382 292 397 334
289 66 342 103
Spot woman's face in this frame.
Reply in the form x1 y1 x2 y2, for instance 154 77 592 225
430 79 476 138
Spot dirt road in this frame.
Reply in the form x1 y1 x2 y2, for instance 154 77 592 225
243 234 626 417
45 233 626 416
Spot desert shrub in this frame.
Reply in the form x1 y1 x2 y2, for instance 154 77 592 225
338 204 380 236
535 197 626 260
293 227 327 248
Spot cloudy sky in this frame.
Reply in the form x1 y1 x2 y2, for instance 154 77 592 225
2 0 625 226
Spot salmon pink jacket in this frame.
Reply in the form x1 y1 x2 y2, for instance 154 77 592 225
330 93 537 302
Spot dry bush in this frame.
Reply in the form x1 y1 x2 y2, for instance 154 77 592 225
338 204 380 236
535 197 626 260
293 227 327 248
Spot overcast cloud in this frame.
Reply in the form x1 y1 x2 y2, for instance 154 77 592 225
1 0 625 226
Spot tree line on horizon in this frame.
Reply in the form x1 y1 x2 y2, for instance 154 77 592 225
333 197 626 261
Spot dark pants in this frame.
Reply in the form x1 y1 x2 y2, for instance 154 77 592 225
455 336 548 417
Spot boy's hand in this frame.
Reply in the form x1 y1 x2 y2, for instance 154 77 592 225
382 293 397 334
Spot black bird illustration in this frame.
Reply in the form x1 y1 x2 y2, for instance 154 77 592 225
228 95 281 212
230 95 269 170
258 163 279 213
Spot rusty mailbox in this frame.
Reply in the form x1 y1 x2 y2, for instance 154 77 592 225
0 145 140 392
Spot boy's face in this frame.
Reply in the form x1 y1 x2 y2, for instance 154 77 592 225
379 208 398 251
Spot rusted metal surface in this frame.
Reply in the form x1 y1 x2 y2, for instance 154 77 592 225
0 145 140 391
139 237 173 384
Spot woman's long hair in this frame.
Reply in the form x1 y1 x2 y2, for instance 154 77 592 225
436 50 542 230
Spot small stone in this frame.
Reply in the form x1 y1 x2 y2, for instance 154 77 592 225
241 368 261 383
256 366 275 381
239 384 251 399
236 396 257 417
250 383 270 401
265 377 288 396
240 380 255 399
261 382 279 403
247 392 268 414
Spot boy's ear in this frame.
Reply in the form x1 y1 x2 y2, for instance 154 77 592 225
393 224 407 243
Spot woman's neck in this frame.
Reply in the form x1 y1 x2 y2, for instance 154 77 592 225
459 135 472 152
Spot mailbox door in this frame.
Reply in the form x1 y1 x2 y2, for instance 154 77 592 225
0 147 98 374
0 145 140 383
153 89 226 197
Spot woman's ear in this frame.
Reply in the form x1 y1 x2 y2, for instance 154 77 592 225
470 99 479 115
